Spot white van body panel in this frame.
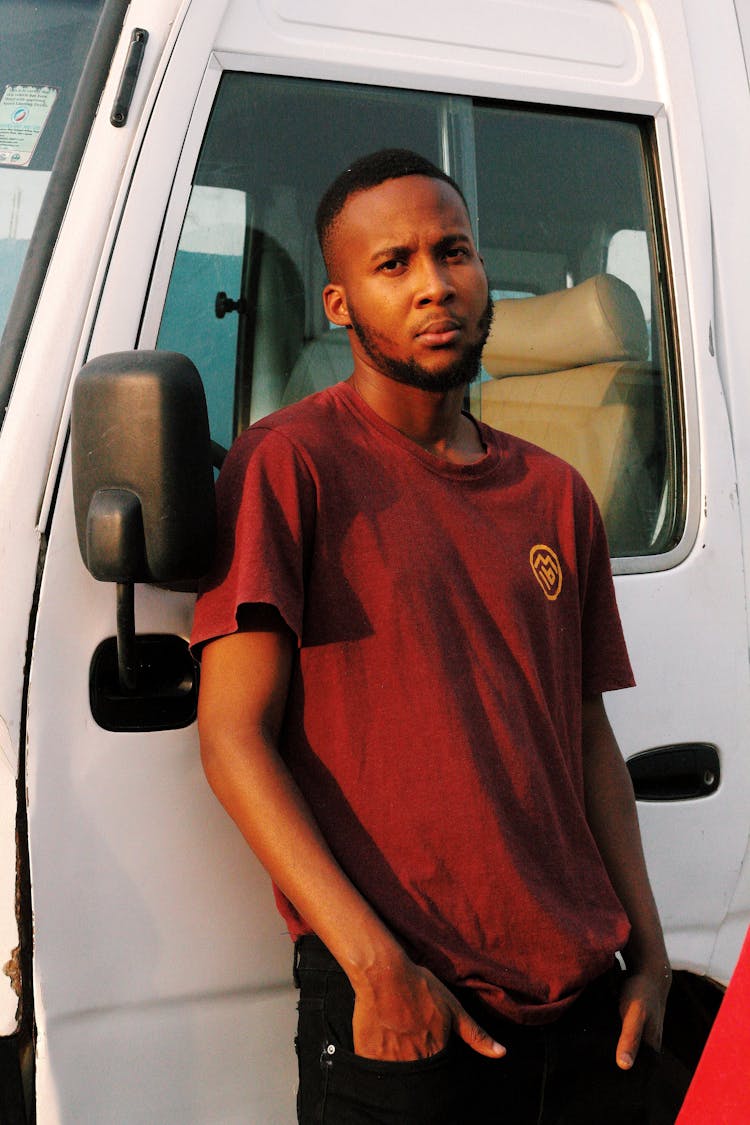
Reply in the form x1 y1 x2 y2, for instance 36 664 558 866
0 0 192 1040
0 752 17 1033
682 0 750 982
0 0 747 1119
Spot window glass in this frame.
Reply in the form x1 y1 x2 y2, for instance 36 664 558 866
607 229 652 354
157 73 681 559
158 186 245 452
157 74 443 435
0 0 106 336
472 106 680 556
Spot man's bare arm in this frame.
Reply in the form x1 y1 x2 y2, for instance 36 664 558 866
582 694 671 1070
197 605 504 1062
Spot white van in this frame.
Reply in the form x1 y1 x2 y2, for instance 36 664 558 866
1 0 749 1119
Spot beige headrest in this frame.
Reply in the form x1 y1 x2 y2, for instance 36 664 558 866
482 274 648 379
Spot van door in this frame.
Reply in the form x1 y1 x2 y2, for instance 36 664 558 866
25 0 750 1120
143 20 750 989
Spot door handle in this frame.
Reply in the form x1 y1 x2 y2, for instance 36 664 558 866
626 744 720 801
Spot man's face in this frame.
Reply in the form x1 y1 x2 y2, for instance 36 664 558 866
323 176 492 392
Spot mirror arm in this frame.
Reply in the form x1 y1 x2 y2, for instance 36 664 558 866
116 582 138 692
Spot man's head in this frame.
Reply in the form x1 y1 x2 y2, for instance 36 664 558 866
317 149 492 393
316 149 470 279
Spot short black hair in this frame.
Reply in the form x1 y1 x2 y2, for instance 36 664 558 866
316 148 469 273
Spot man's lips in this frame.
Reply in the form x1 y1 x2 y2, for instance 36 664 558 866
415 319 463 347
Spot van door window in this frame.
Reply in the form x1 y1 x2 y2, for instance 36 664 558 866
156 74 443 438
0 0 107 426
472 105 679 558
156 73 680 561
158 185 246 452
0 0 106 338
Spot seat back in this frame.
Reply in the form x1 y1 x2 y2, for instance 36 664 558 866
244 233 306 424
282 329 353 405
480 274 658 556
282 236 353 407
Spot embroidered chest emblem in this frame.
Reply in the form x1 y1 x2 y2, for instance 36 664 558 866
530 544 563 601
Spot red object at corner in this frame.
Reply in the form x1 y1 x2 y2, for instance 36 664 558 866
676 927 750 1123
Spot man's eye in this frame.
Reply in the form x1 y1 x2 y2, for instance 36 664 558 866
445 246 468 260
379 258 404 272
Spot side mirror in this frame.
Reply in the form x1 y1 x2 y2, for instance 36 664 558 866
72 351 216 695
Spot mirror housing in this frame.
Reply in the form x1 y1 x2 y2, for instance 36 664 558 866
72 350 216 584
71 351 216 694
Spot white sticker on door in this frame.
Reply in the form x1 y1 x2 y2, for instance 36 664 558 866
0 85 58 167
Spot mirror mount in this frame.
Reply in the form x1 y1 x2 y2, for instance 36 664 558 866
116 582 137 693
84 485 147 692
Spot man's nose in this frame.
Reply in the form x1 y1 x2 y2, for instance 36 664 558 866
414 256 455 304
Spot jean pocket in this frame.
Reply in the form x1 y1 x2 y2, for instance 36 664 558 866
322 1035 474 1125
327 1037 456 1073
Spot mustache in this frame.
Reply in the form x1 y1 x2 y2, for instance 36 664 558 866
413 294 494 339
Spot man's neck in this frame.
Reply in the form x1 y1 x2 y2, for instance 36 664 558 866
348 368 485 466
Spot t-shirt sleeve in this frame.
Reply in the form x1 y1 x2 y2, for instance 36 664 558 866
190 425 316 655
577 484 636 696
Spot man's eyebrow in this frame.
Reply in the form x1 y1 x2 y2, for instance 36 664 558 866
435 233 473 252
369 244 411 263
369 233 473 263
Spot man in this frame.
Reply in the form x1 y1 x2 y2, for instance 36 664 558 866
192 149 674 1123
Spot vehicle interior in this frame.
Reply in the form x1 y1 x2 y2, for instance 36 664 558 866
157 72 682 559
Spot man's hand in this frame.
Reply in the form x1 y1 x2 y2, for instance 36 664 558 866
351 950 506 1062
616 963 671 1070
581 697 672 1073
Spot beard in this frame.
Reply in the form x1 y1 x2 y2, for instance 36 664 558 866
348 294 494 393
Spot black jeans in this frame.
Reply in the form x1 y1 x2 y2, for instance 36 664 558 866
294 936 681 1125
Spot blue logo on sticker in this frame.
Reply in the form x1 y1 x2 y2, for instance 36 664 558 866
12 107 28 123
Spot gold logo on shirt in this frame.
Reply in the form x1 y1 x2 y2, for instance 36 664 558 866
530 544 563 601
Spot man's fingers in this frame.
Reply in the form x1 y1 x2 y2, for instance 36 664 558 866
616 1001 646 1070
452 1005 505 1059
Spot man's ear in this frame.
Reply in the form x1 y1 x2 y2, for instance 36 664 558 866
323 283 352 329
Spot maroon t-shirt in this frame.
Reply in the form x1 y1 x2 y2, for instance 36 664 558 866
192 380 634 1023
